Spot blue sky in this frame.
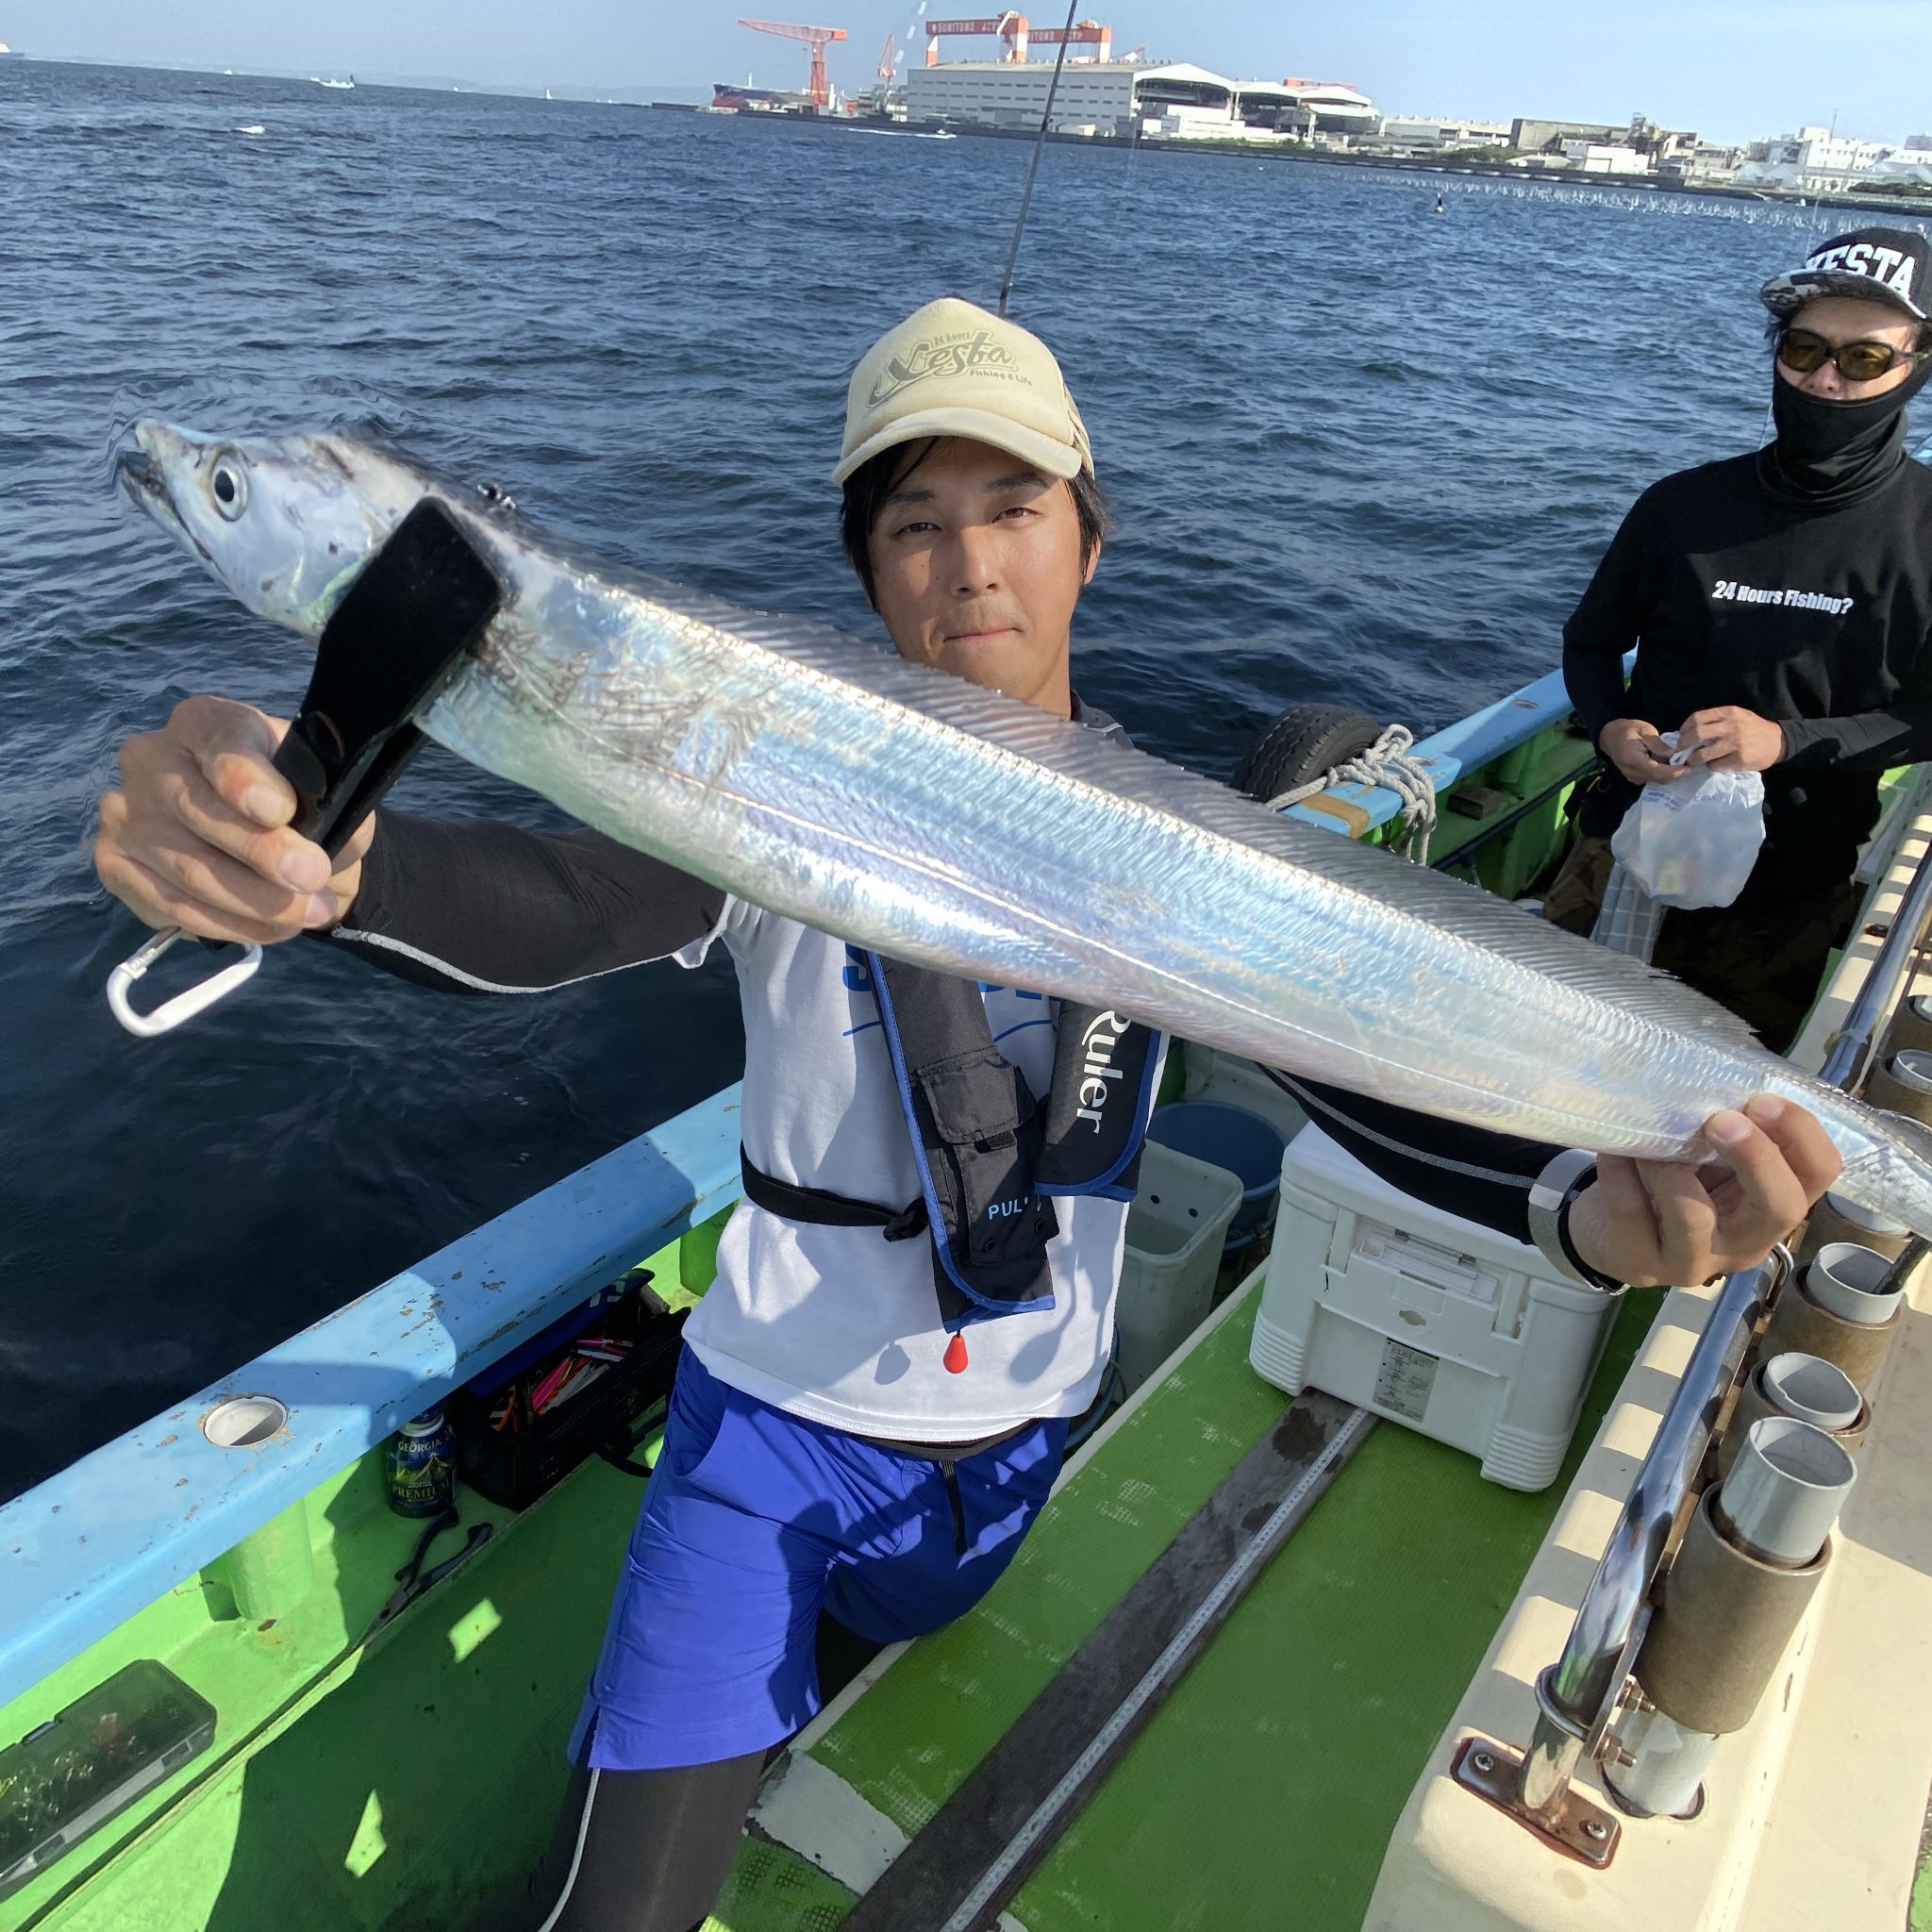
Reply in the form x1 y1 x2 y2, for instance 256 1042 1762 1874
11 1 1927 145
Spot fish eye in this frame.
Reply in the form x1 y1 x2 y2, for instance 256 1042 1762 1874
208 450 248 522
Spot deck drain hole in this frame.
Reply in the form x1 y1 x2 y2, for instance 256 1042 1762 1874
202 1394 288 1447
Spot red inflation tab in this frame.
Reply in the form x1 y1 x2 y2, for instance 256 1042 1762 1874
942 1331 969 1374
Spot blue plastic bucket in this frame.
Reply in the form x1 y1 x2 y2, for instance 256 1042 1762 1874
1144 1101 1288 1248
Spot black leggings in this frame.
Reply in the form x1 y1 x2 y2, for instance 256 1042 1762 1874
464 1752 764 1932
464 1614 883 1930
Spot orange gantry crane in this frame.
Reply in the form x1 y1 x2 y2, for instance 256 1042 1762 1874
737 17 848 110
1034 18 1111 60
923 15 1112 65
924 13 1026 64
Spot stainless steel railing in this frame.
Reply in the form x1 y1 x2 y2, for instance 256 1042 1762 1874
1516 1255 1774 1820
1513 783 1932 1829
1820 804 1932 1091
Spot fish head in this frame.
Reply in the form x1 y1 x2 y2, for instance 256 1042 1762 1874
115 421 426 638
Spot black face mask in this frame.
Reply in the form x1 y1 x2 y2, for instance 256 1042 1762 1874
1760 352 1932 508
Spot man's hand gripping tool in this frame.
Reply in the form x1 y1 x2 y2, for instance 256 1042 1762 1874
107 499 505 1038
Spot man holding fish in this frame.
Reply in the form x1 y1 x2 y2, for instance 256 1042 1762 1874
95 297 1840 1931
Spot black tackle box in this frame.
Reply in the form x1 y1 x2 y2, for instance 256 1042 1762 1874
446 1267 687 1509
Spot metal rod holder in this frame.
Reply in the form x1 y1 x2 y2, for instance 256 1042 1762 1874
1524 1255 1775 1806
1465 790 1932 1857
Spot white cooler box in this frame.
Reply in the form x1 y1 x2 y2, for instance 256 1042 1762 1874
1250 1124 1621 1491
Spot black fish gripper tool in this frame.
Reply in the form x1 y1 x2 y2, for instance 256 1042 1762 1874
107 498 506 1037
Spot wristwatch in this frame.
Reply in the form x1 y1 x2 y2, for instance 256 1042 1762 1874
1527 1148 1626 1294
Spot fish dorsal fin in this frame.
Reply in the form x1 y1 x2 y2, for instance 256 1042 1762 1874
525 558 1772 1058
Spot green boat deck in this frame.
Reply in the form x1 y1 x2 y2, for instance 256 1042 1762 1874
4 1265 1653 1932
2 678 1624 1932
708 1276 1660 1932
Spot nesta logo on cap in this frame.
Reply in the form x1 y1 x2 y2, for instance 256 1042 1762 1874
867 328 1019 410
1805 240 1918 304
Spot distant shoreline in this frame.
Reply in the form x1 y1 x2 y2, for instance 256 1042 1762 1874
678 106 1932 221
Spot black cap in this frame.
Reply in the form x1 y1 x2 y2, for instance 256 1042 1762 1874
1760 226 1931 324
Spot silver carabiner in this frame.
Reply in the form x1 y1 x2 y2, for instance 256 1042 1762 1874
106 926 264 1039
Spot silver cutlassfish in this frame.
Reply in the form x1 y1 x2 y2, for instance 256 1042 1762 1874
111 422 1932 1233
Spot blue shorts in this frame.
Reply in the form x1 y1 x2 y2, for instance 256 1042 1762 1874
573 1348 1068 1772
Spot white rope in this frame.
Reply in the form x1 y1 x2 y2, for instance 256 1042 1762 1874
1267 724 1439 861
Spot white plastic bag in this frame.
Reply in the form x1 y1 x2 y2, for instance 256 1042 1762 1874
1609 732 1766 911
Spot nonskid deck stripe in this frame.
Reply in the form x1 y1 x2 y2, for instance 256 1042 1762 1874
838 1390 1374 1932
941 1401 1376 1932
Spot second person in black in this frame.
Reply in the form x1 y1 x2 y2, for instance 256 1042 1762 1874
1547 225 1932 1048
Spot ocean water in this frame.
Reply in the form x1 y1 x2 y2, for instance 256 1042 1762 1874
0 60 1839 1499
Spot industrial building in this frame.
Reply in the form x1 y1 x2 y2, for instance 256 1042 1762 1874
1734 127 1932 195
1234 78 1378 138
903 57 1379 142
1509 113 1696 166
1374 116 1512 155
1561 143 1647 175
904 58 1211 135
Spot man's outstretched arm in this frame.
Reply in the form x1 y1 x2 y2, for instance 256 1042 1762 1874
317 813 724 992
94 695 722 987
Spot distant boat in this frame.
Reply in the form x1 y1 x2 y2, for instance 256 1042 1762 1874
544 89 554 101
311 75 356 90
0 42 25 58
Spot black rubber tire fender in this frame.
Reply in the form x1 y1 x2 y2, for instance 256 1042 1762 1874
1234 704 1385 805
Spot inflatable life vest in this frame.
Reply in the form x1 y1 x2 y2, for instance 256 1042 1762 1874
740 952 1159 1370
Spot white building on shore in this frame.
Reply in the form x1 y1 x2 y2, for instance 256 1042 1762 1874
1563 142 1648 175
904 58 1233 135
1233 78 1378 139
1735 127 1902 195
902 58 1378 143
1872 151 1932 188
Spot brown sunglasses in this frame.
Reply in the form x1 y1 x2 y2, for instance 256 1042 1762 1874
1776 326 1928 383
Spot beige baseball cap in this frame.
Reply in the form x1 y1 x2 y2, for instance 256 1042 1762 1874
831 296 1093 485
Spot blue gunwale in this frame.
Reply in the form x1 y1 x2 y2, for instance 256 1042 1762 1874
0 1086 745 1709
1280 666 1578 838
0 659 1589 1714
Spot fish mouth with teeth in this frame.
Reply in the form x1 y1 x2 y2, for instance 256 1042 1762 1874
115 438 204 558
115 441 169 512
